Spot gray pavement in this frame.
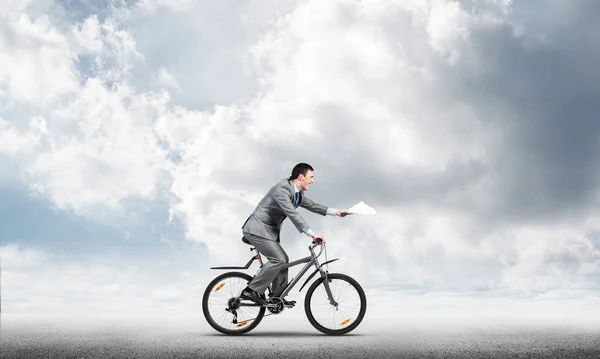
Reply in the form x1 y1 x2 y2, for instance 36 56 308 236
1 314 599 359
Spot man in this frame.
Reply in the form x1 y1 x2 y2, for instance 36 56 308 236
239 163 351 305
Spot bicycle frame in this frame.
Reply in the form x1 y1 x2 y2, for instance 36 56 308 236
210 242 340 306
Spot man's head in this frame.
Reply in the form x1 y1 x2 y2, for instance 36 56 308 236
289 163 314 191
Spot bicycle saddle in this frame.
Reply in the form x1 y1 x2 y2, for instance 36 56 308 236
241 236 251 245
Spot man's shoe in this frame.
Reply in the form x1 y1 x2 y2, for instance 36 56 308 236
240 288 267 305
267 293 296 307
268 294 296 307
283 299 296 307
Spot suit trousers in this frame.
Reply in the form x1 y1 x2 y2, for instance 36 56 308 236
243 231 289 297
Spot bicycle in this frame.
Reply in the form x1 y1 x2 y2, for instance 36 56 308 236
202 236 367 335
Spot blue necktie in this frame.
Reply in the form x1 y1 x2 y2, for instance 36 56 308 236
295 192 300 207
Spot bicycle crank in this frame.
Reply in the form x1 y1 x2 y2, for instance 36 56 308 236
267 298 285 314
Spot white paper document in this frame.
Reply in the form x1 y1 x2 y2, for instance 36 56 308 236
347 201 377 215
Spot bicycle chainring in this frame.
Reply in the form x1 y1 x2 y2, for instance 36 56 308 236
267 297 285 314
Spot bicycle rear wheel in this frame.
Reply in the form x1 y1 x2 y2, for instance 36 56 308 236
304 273 367 335
202 271 265 335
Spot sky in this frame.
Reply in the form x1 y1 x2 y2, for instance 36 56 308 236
1 0 600 325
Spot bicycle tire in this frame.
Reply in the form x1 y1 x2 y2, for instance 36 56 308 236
202 271 266 335
304 273 367 335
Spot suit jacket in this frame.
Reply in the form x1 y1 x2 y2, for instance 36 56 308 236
241 178 328 241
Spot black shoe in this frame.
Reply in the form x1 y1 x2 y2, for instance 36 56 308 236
283 299 296 307
269 295 296 307
240 287 267 305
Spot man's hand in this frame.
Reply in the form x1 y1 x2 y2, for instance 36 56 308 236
336 209 352 217
312 235 325 244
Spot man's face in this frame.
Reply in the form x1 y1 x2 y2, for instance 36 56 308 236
299 170 314 191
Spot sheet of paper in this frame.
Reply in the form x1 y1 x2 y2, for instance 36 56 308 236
347 201 377 214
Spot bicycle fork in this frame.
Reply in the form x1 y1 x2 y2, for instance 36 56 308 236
319 270 339 307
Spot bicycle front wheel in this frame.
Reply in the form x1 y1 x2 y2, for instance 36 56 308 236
304 273 367 335
202 271 265 335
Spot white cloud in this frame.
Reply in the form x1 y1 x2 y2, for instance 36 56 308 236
426 0 470 63
71 15 103 53
154 67 180 90
137 0 197 13
245 0 493 170
21 79 170 215
1 5 163 217
0 244 47 269
0 116 47 155
496 223 600 294
0 1 78 105
154 104 264 261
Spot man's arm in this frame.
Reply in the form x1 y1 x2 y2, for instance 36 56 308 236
300 196 346 217
272 184 311 234
273 187 343 238
299 196 348 236
299 195 329 216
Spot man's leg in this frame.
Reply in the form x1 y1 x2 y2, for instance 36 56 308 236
243 232 289 297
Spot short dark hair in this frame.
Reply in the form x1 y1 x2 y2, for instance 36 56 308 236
288 163 314 180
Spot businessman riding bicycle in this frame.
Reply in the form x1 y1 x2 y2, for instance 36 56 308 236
239 162 351 306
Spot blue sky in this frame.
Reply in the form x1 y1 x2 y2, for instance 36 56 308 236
1 0 600 322
0 178 187 262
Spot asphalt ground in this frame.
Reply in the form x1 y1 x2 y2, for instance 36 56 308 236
2 313 599 359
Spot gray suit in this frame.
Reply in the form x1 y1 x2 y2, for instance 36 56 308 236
241 178 329 296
